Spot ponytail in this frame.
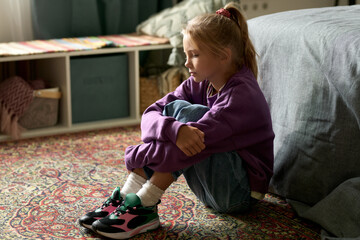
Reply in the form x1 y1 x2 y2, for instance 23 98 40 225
225 2 258 79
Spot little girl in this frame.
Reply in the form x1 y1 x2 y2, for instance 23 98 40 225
79 2 274 239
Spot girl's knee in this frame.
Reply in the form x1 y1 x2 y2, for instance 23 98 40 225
163 100 191 117
163 100 209 123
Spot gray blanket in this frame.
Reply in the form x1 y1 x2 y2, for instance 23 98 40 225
248 5 360 239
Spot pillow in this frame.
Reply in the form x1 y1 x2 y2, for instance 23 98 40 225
136 0 239 65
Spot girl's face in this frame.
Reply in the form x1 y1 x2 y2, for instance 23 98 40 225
183 34 223 84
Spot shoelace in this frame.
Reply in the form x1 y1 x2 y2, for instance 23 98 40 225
100 198 121 210
114 205 138 216
100 198 112 209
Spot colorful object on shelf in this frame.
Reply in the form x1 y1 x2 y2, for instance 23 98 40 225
0 34 169 57
100 34 169 47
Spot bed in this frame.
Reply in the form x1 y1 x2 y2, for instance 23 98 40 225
247 5 360 239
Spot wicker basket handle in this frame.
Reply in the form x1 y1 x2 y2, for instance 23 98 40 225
33 88 61 99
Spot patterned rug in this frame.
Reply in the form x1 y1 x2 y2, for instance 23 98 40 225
0 126 321 239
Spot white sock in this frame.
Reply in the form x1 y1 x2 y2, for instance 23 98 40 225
120 172 147 199
136 180 165 207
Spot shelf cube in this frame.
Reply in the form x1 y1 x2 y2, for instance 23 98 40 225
70 53 129 123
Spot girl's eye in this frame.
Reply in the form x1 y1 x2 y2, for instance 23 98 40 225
184 53 199 61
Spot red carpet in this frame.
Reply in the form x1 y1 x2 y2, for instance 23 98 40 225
0 126 320 239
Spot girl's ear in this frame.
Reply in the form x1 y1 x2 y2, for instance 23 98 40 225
221 47 232 63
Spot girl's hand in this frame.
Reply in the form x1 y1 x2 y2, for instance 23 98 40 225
176 125 205 157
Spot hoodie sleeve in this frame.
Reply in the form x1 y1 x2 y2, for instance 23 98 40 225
125 80 274 173
140 78 201 144
140 93 185 145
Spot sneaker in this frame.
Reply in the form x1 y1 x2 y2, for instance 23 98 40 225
79 187 123 229
92 193 160 239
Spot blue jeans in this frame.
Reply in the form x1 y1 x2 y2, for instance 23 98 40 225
144 100 251 213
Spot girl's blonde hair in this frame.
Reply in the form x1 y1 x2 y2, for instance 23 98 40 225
182 2 258 79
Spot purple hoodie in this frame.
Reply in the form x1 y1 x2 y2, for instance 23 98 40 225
125 66 274 194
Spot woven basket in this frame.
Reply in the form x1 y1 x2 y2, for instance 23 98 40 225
19 88 61 129
140 77 161 114
140 67 188 114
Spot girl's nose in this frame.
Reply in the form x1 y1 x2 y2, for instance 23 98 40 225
185 59 191 68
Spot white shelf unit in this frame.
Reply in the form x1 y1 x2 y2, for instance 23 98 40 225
0 44 172 141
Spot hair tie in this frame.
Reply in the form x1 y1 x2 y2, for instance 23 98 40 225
216 8 231 19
